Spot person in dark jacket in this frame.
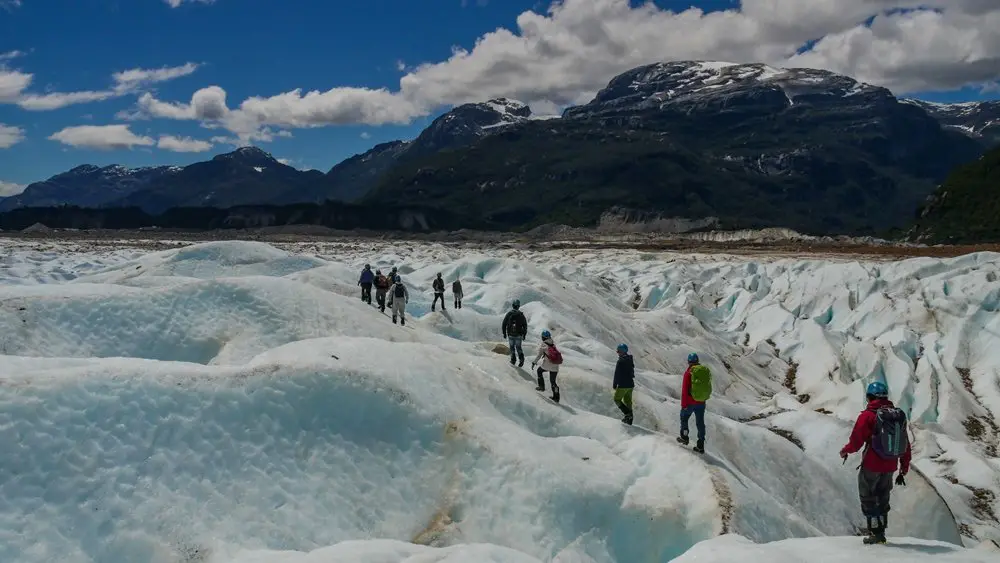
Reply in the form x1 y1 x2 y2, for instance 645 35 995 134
358 264 375 304
501 299 528 366
452 279 463 309
840 381 912 544
613 343 635 425
374 270 391 312
432 273 446 312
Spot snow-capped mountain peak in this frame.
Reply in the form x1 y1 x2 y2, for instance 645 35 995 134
901 98 1000 142
567 60 888 118
214 146 278 165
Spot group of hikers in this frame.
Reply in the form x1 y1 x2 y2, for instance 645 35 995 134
358 265 463 326
359 264 913 545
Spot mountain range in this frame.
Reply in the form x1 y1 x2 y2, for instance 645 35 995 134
2 61 998 238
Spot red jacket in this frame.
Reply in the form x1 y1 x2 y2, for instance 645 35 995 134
681 365 705 409
840 398 912 474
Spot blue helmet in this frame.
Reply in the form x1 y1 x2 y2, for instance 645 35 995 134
394 275 401 283
512 299 521 310
541 330 551 339
866 381 889 398
617 343 628 354
687 352 699 363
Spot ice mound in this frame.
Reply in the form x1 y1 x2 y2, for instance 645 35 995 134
0 239 998 562
673 534 995 562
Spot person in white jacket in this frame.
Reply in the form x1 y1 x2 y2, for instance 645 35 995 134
531 330 563 403
387 275 409 326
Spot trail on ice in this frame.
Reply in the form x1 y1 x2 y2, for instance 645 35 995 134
0 240 997 563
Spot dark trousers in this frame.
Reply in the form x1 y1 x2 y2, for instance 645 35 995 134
859 468 894 518
680 403 706 442
376 289 387 311
360 283 372 303
432 292 445 310
536 367 560 401
454 292 463 308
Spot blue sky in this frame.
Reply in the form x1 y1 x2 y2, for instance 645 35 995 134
1 0 998 191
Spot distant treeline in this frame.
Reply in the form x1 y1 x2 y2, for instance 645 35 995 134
0 202 489 232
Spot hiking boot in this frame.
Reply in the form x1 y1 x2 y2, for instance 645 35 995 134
535 386 545 392
693 440 705 454
518 358 524 367
676 434 689 446
392 316 397 324
551 391 560 403
623 415 633 426
510 357 516 365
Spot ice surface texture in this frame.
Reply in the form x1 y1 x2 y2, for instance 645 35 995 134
0 240 996 562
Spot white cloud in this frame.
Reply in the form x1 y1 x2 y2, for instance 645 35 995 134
0 123 25 148
48 124 155 150
0 0 22 11
164 0 216 7
0 69 32 102
123 0 1000 140
360 131 371 139
157 134 213 152
2 62 200 110
111 62 200 93
0 50 25 62
0 180 26 196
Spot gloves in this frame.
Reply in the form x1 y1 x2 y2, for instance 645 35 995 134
895 474 906 486
840 450 849 461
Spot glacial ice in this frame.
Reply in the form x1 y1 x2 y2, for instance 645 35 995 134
0 239 997 562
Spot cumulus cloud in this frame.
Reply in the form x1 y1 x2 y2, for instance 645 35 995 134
0 123 25 148
0 180 26 196
124 0 1000 140
0 50 24 62
156 135 212 152
1 62 200 110
48 125 155 150
163 0 216 7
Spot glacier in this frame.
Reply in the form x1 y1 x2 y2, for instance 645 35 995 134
0 238 997 562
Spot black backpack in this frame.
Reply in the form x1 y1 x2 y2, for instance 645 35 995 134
394 284 406 298
509 311 526 336
870 407 909 459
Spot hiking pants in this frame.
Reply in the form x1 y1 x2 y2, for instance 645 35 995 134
858 468 894 518
391 299 406 324
508 336 524 364
614 387 634 419
376 289 387 311
454 291 463 309
537 367 560 400
432 292 445 310
680 403 706 442
360 282 372 304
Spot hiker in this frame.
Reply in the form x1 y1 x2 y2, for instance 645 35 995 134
677 353 711 453
387 275 409 325
839 381 912 545
374 269 391 312
432 273 446 312
452 278 463 309
501 299 528 366
358 264 375 304
613 343 635 425
531 330 563 403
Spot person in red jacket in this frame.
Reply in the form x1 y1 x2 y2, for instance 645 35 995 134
676 352 706 453
839 381 912 544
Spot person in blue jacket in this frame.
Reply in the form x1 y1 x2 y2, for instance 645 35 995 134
613 343 635 425
358 264 375 304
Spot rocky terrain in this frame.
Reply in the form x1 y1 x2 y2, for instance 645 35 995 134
3 61 998 240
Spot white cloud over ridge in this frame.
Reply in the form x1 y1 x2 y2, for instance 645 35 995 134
0 180 26 197
48 124 213 153
119 0 1000 142
0 123 25 148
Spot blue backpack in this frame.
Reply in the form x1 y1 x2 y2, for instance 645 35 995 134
870 407 909 459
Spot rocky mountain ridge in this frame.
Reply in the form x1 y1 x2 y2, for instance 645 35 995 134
4 61 998 238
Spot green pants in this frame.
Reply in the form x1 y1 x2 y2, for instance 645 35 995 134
614 387 633 419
